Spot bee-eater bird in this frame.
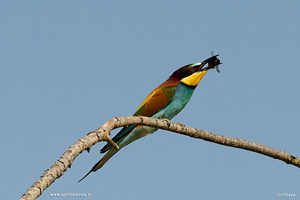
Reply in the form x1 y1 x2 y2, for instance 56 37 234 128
79 55 222 182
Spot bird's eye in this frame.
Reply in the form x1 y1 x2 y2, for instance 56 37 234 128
190 68 194 71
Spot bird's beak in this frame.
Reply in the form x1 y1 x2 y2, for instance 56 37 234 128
199 55 222 73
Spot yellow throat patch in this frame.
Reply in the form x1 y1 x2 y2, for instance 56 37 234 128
181 71 207 86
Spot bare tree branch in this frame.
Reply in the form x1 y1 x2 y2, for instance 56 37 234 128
21 116 300 200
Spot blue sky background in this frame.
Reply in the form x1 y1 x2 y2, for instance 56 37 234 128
1 1 299 200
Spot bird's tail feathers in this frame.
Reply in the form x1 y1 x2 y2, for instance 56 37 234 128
78 149 118 182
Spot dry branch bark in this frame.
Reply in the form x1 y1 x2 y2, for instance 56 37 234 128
21 116 300 200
